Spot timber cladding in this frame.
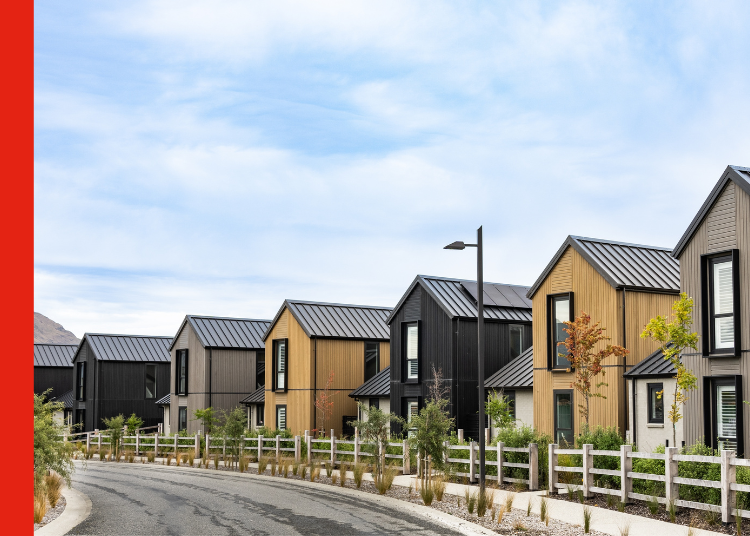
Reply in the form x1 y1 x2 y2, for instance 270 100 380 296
532 245 677 441
264 306 391 437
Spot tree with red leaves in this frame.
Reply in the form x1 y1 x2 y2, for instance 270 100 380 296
315 371 338 437
559 312 628 429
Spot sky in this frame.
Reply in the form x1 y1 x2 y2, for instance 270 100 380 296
34 0 750 338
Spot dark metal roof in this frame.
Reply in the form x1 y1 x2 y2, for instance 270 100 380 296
155 393 170 405
673 165 750 258
387 275 532 325
484 347 534 389
241 388 265 405
76 334 172 362
53 389 74 409
527 236 680 298
34 344 77 367
264 300 392 341
170 315 271 350
349 366 390 398
624 346 678 378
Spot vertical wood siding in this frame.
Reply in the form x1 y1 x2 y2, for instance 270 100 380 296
707 183 737 252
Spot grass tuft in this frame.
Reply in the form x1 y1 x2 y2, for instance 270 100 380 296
45 474 63 508
540 496 548 524
433 475 446 502
703 508 719 526
187 451 195 467
504 491 516 513
667 498 679 523
618 521 630 536
467 488 478 514
213 454 220 470
339 462 348 486
311 465 321 482
648 495 659 516
34 490 48 524
512 519 527 531
146 451 155 463
353 463 365 488
258 456 268 474
583 505 592 533
617 501 626 512
270 458 277 476
418 478 434 506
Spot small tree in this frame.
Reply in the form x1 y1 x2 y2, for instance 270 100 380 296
560 312 628 429
219 407 246 469
125 413 144 436
349 404 405 478
641 293 699 447
485 390 515 430
34 391 75 488
315 371 338 436
193 407 216 434
408 366 454 475
102 414 126 459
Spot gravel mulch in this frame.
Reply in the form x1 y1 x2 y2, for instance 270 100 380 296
34 495 66 531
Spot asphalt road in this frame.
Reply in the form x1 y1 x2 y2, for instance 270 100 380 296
68 462 462 535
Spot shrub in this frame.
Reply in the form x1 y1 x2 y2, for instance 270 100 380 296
495 425 552 487
45 474 63 508
102 414 125 459
575 426 624 489
34 392 75 488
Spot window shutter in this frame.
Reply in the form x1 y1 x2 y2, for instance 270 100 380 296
717 385 737 449
713 260 734 349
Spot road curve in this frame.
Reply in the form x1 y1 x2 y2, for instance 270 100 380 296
68 462 462 535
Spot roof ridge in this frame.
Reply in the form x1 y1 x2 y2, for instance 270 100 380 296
85 333 172 338
570 236 672 251
286 299 393 310
418 274 531 288
187 315 271 322
34 343 79 346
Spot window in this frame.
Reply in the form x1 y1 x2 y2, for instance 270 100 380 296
276 405 287 430
145 364 156 399
256 351 265 390
369 398 380 410
549 294 573 369
75 409 85 430
256 404 264 426
509 325 525 359
405 323 419 381
176 349 188 395
76 362 86 401
273 340 287 392
647 383 664 424
178 407 187 432
554 390 574 445
364 342 379 382
505 390 516 420
710 255 735 353
716 383 737 451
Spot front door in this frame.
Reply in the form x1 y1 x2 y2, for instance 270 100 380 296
554 390 574 445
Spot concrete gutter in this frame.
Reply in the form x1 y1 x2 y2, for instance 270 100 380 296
36 485 92 536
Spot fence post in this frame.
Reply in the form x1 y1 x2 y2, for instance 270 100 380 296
665 447 679 505
458 429 464 443
154 433 159 457
548 444 558 493
469 441 477 483
307 435 312 463
444 440 450 466
258 435 263 461
403 440 410 475
582 443 593 498
497 441 504 485
294 436 301 463
620 444 632 504
331 432 336 466
86 432 91 452
528 443 538 491
722 449 737 524
136 432 140 455
195 433 200 459
205 434 210 460
222 436 226 459
276 435 281 462
174 434 179 455
354 431 360 465
98 432 102 451
485 427 490 445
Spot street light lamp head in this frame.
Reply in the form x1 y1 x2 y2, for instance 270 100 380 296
444 241 466 250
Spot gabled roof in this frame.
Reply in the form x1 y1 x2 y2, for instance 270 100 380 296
349 366 390 398
527 236 680 298
623 346 678 378
672 165 750 258
155 393 170 405
53 389 74 409
74 334 172 363
241 388 265 405
263 300 391 341
169 315 271 351
34 343 77 367
484 347 533 389
387 275 532 325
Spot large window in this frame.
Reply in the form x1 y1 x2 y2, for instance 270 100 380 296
369 398 380 410
276 405 287 430
405 323 419 381
256 351 265 390
549 294 573 369
76 362 86 401
178 407 187 432
175 349 188 395
145 364 156 399
273 339 287 392
364 342 379 382
710 255 735 353
647 383 664 424
716 382 737 451
509 324 525 359
554 390 574 445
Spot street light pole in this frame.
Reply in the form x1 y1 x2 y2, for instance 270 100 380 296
444 225 486 492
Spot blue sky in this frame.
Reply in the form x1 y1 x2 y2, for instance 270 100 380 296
34 0 750 337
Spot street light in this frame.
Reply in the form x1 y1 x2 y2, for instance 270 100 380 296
444 226 485 492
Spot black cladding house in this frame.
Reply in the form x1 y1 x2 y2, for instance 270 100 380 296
71 334 172 432
387 275 532 439
34 343 77 398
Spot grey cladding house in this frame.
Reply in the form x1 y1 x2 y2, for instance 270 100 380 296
34 343 77 398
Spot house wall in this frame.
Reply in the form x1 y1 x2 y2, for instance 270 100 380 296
515 390 534 428
34 366 74 398
73 340 96 431
532 247 676 440
678 181 750 447
97 361 170 429
627 377 682 452
163 406 171 435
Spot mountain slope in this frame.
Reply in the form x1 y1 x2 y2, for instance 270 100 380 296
34 312 80 344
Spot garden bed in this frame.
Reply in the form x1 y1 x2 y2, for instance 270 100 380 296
34 495 66 531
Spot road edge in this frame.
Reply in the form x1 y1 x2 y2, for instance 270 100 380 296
36 485 92 536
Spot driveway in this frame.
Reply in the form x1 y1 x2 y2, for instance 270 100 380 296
68 462 463 535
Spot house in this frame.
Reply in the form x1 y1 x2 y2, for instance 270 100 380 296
349 365 391 422
241 388 265 432
71 334 172 432
34 343 77 398
156 394 170 434
623 346 682 451
484 346 534 432
671 165 750 455
387 275 533 440
168 315 270 434
263 300 391 437
527 236 680 444
52 389 75 426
